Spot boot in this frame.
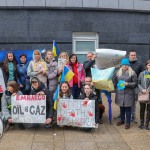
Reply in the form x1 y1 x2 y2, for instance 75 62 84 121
139 120 144 129
145 121 150 130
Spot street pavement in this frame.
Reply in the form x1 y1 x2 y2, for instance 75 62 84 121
0 93 150 150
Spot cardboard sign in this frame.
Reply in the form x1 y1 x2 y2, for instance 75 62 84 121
57 99 97 128
0 68 6 93
11 95 46 123
58 58 66 69
96 49 126 69
33 61 47 71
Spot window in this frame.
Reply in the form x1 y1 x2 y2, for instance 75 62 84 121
73 32 99 63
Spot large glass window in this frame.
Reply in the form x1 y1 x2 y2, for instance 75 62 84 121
73 32 99 63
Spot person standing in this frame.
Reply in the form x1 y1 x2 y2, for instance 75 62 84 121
113 58 137 129
45 50 58 95
3 51 18 83
138 60 150 130
67 54 85 99
128 50 145 123
27 49 48 87
17 54 30 95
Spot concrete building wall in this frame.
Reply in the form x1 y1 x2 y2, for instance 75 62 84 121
0 9 149 62
0 0 150 11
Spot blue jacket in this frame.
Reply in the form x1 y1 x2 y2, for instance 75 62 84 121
17 63 29 85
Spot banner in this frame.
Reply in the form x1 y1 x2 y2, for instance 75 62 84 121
91 67 115 91
11 95 46 123
95 49 126 69
57 99 98 128
0 68 6 93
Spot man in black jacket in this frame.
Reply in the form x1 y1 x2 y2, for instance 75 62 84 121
128 50 145 123
83 52 96 77
30 76 53 128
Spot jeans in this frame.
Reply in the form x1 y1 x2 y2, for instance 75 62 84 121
71 84 81 99
140 103 150 126
120 106 131 125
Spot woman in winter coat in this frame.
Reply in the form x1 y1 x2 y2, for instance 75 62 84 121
30 76 53 128
27 49 47 87
17 54 30 95
3 51 18 83
1 81 25 129
79 84 99 131
138 59 150 130
113 58 137 129
67 54 85 99
45 50 58 95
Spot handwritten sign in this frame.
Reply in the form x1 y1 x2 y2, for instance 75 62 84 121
0 68 6 93
57 99 97 128
11 95 46 123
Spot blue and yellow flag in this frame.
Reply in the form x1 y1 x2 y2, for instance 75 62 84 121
52 40 60 57
60 66 74 82
53 66 74 110
53 85 59 110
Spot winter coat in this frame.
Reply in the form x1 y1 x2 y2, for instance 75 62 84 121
113 70 137 107
138 70 150 103
67 62 85 88
129 60 144 77
46 58 58 93
30 78 53 119
83 60 95 77
79 93 99 123
27 57 48 87
1 90 22 120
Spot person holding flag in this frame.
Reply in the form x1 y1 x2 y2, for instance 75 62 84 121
67 54 85 99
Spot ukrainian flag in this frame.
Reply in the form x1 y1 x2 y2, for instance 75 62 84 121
53 66 74 109
52 40 60 57
60 66 74 82
53 85 59 110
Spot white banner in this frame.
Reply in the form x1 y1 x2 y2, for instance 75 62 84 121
57 99 97 128
0 68 6 93
96 49 126 69
11 95 46 123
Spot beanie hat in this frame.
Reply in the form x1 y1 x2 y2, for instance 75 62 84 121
121 58 130 66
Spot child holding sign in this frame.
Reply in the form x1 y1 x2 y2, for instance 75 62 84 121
1 81 25 130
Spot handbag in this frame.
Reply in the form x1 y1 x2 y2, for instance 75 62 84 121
138 73 150 103
138 92 149 103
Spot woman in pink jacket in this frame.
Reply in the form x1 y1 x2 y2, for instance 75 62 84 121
67 54 85 99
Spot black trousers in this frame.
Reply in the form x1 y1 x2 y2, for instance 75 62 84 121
140 103 150 126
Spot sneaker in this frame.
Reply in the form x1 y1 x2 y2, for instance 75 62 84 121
139 124 144 129
117 121 124 126
131 117 138 124
125 124 130 129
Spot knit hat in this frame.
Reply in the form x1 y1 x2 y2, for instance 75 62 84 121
121 58 130 66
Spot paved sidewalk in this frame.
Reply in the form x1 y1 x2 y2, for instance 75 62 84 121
0 94 150 150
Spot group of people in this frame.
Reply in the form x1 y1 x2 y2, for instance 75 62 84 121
0 49 149 131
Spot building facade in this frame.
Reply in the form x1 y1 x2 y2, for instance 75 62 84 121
0 0 150 62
